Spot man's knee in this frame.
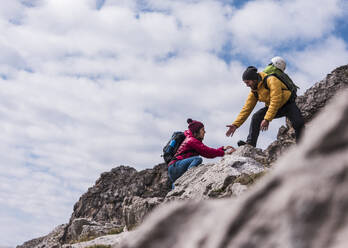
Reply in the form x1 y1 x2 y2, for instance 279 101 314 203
251 109 266 122
291 114 305 130
295 118 305 130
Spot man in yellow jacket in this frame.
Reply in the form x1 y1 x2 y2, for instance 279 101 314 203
226 66 304 147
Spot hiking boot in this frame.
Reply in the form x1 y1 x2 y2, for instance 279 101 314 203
237 140 247 147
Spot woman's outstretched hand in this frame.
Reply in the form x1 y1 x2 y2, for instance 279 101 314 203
224 146 236 155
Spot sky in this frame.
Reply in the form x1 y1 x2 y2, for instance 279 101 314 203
0 0 347 247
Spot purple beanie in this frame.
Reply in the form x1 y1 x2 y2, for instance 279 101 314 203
187 118 204 134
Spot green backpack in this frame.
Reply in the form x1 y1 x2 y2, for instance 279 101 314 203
263 64 299 101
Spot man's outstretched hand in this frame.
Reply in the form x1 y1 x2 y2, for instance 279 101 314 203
226 124 237 137
260 119 269 131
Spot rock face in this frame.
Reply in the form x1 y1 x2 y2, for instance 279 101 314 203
17 224 67 248
17 164 171 248
62 218 122 244
118 86 348 248
62 232 131 248
296 65 348 122
61 164 171 243
165 146 266 201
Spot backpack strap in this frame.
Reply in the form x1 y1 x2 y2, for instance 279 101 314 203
262 74 271 90
252 90 258 99
263 74 297 102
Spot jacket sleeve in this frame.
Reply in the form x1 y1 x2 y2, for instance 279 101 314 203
232 92 257 127
189 140 224 158
264 76 283 121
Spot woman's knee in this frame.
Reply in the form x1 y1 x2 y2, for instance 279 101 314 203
195 157 203 164
188 156 202 169
168 166 175 182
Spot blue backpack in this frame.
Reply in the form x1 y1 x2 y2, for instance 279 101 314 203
162 131 186 164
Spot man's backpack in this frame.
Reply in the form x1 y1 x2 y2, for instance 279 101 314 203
162 131 186 164
263 64 299 101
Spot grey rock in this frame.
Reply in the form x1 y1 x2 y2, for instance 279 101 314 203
122 196 163 229
296 65 348 122
62 232 130 248
62 218 122 243
16 224 67 248
60 163 171 243
118 89 348 248
165 147 266 201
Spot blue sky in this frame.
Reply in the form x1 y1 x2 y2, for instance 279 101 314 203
0 0 347 247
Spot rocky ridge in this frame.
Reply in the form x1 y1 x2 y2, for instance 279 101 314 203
16 65 348 248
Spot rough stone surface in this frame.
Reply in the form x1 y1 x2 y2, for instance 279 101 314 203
165 147 266 201
62 232 131 248
60 163 171 243
16 224 67 248
122 196 163 229
117 89 348 248
62 218 122 243
296 65 348 122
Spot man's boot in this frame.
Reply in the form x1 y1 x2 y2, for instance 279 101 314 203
237 140 255 147
237 140 247 147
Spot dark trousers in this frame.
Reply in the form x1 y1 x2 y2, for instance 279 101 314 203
247 101 304 147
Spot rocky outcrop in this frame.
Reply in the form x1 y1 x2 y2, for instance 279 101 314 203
62 232 131 248
17 224 67 248
118 84 348 248
165 146 266 201
17 164 171 248
61 164 171 243
62 218 122 243
296 65 348 122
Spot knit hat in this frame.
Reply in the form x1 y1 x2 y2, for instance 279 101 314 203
242 66 258 81
187 118 204 134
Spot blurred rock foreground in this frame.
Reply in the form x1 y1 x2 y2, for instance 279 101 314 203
17 65 348 248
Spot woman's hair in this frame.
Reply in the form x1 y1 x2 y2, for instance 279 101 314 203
187 118 204 139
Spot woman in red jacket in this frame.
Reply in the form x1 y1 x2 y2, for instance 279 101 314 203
168 118 235 187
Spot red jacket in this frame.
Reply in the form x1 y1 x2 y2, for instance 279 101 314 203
168 130 225 166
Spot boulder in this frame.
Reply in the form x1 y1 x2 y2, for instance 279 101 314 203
62 218 122 243
16 224 67 248
165 146 266 201
60 163 171 243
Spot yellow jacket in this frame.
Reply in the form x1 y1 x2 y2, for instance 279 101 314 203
233 72 291 127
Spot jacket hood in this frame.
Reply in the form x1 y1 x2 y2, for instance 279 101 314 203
184 129 194 137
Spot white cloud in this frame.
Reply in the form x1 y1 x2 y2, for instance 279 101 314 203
0 0 347 246
287 36 348 91
228 0 344 59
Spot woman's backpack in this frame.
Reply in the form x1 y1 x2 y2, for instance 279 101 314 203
162 131 186 164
